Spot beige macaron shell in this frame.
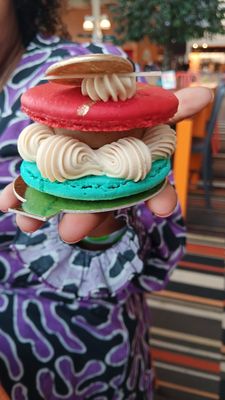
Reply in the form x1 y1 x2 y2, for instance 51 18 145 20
45 54 134 86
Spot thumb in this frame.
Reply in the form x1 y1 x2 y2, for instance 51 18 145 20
146 182 177 217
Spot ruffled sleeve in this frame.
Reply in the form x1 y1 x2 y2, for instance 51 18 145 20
117 200 186 293
13 196 186 299
12 216 144 298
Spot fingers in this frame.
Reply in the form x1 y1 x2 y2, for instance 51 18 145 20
0 183 45 232
58 211 125 244
0 183 106 239
16 214 44 233
0 183 123 243
15 212 104 240
170 87 214 124
58 212 107 243
146 182 177 217
0 183 20 212
0 182 178 240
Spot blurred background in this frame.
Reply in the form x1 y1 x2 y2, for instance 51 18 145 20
62 2 225 399
63 1 225 75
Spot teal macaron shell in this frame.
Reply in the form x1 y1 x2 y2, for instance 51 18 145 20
20 158 170 201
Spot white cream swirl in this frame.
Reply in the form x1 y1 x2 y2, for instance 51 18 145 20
35 135 151 182
98 138 151 181
81 74 136 102
36 136 100 182
143 124 176 160
18 123 176 182
17 123 54 161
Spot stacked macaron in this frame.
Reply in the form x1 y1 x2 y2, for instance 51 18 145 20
17 54 178 214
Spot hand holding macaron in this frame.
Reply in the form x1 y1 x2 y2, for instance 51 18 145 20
0 54 213 244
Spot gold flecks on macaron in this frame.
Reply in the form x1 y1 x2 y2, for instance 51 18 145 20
76 101 95 116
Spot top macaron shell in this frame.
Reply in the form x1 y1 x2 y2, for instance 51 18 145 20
21 82 178 132
45 53 134 86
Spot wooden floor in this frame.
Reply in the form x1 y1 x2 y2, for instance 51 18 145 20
154 102 225 400
151 232 224 400
154 197 224 400
186 184 225 238
154 164 225 400
186 111 225 238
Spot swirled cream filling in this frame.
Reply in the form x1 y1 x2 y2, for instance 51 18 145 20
18 123 176 182
81 74 136 102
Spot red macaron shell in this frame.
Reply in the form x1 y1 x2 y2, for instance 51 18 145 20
21 82 178 131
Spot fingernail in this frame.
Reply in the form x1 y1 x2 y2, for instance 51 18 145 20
154 203 178 218
61 238 81 245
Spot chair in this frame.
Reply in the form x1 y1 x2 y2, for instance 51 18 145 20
176 71 199 89
173 118 193 217
191 80 225 207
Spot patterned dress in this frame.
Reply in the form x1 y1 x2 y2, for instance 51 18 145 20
0 35 186 400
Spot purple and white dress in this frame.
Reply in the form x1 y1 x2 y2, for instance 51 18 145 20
0 35 186 400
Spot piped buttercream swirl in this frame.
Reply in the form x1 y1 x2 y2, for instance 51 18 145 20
17 123 54 161
36 136 99 182
18 123 176 182
81 74 136 102
36 136 151 182
143 124 176 160
97 138 151 181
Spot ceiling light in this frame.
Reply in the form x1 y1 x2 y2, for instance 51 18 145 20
83 16 94 31
100 15 111 30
